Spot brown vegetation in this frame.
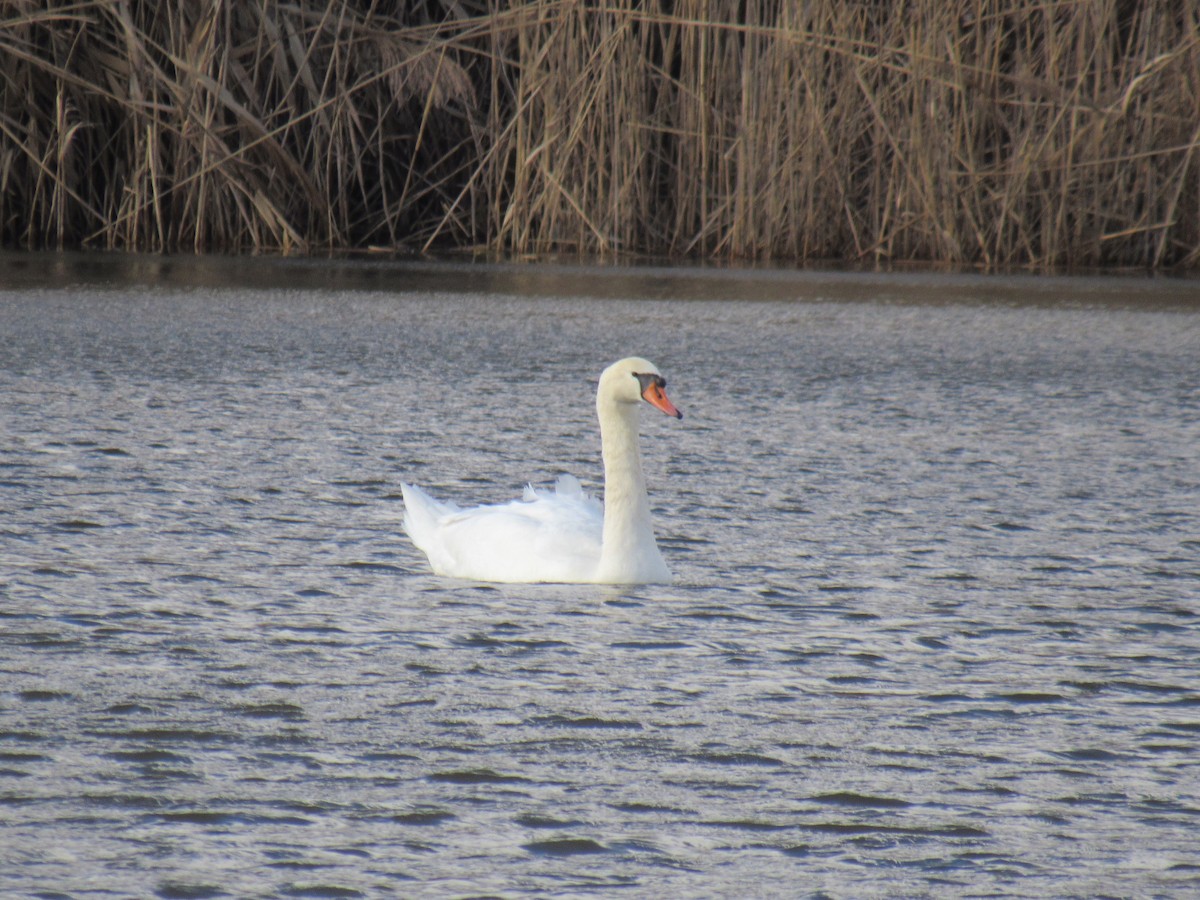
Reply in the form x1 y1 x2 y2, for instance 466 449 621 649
2 0 1198 268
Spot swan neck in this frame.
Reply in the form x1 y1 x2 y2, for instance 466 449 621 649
596 396 669 582
599 401 650 527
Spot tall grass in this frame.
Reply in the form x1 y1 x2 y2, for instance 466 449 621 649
2 0 1198 267
0 0 478 252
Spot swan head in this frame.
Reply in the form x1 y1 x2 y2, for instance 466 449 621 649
599 357 683 419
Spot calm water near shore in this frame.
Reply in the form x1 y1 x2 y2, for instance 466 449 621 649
2 254 1199 898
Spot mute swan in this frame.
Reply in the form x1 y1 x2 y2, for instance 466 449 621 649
401 357 683 584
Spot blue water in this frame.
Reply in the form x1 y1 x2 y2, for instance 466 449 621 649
2 256 1199 898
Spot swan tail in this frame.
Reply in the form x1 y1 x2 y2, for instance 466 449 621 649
400 483 457 549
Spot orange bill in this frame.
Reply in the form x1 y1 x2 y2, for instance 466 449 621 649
642 380 683 419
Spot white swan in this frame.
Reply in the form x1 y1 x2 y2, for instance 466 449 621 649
401 357 683 584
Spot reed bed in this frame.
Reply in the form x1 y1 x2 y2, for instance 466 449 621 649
2 0 1198 267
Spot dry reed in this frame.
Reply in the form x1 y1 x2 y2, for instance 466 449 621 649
2 0 1198 268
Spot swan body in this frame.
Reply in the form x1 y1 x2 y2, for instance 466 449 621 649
401 357 682 584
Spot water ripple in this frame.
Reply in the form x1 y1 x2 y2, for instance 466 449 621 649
2 271 1199 897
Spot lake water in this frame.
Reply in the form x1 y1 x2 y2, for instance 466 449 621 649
2 254 1199 898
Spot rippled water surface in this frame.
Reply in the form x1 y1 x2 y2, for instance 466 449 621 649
3 256 1200 898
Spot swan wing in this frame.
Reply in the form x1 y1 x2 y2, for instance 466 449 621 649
401 476 603 583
